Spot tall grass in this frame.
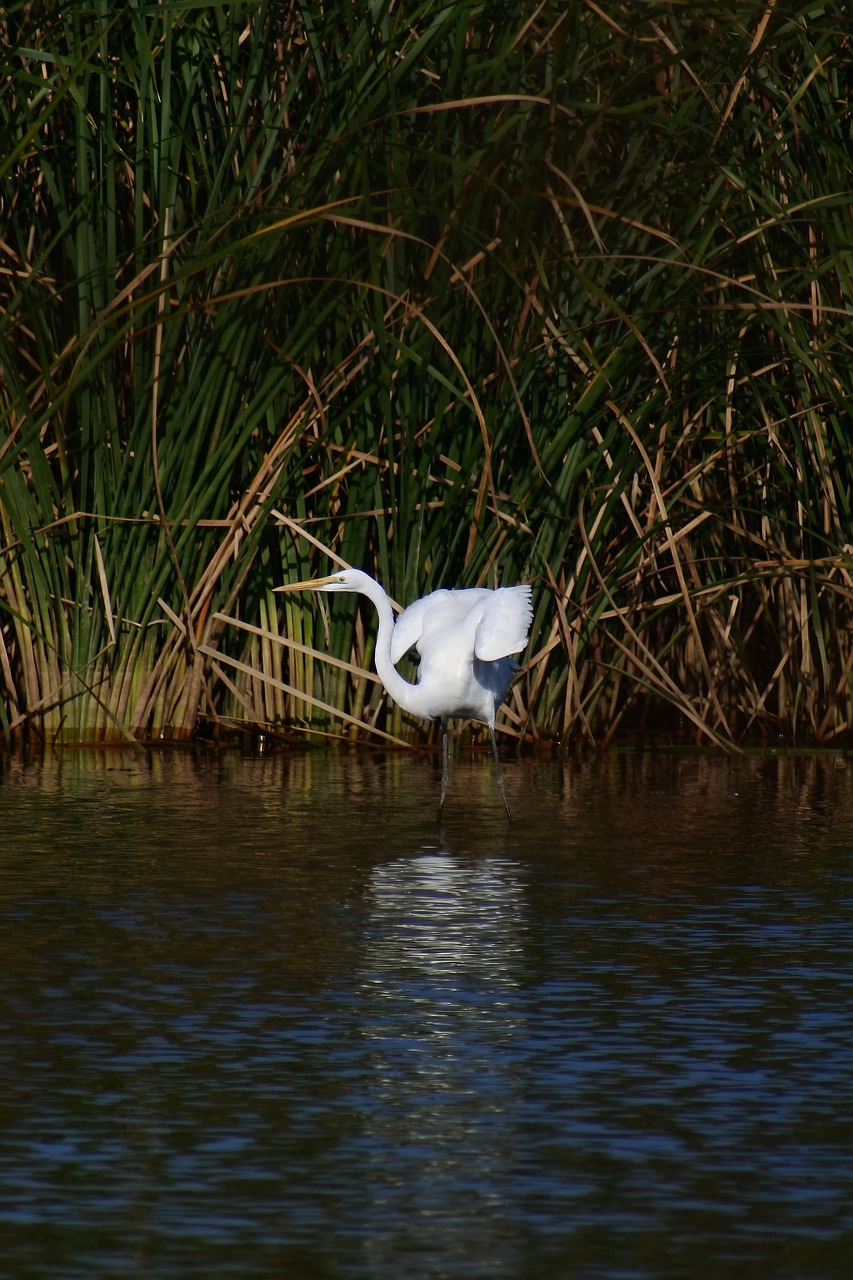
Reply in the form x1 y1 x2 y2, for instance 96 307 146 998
1 1 851 749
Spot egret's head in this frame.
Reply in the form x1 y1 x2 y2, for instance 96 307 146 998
274 568 366 595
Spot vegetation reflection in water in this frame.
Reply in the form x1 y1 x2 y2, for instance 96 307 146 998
0 748 851 1279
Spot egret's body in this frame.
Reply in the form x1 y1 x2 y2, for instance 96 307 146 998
276 569 533 821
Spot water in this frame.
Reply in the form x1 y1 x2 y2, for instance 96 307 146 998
1 748 852 1278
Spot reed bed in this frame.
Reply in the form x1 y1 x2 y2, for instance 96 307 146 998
1 1 851 750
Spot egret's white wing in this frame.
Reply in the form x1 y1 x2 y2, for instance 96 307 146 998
390 595 431 663
474 585 533 660
392 588 492 662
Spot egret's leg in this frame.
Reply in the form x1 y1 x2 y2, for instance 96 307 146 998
490 724 512 825
438 720 450 822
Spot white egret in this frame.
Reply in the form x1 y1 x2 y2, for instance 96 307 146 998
275 568 533 822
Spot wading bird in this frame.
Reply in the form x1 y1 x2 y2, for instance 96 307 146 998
275 568 533 822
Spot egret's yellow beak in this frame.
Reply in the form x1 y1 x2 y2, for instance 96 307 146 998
273 573 341 593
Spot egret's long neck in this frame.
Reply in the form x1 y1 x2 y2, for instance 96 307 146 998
363 583 430 718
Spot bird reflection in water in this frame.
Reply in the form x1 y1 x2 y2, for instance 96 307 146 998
347 851 529 1269
365 852 526 986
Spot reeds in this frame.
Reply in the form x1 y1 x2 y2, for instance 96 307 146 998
2 1 851 749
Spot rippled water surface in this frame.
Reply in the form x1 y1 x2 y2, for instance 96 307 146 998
1 748 852 1278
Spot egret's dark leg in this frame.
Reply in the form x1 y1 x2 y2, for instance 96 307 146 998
438 718 450 822
490 723 512 825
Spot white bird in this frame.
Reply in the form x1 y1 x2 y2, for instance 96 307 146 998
275 568 533 822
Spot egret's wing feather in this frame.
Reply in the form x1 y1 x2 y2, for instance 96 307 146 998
390 596 430 663
474 585 533 660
